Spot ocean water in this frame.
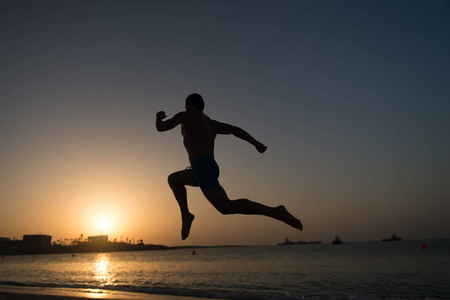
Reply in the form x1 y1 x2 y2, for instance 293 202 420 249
0 239 449 299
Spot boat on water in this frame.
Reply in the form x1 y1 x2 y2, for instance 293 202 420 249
382 234 402 242
278 238 323 245
278 238 307 245
331 235 343 244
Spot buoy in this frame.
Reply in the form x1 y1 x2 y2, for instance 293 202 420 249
72 254 76 257
192 250 196 255
420 243 427 249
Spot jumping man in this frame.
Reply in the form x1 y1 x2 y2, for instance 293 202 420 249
156 93 303 240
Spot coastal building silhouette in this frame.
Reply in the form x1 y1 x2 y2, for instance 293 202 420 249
23 234 52 249
88 235 108 245
1 233 169 256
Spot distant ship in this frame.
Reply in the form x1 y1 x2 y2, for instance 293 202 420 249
382 234 402 242
278 238 323 245
278 238 307 245
331 235 343 244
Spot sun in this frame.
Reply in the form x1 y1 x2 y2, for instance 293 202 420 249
97 216 112 233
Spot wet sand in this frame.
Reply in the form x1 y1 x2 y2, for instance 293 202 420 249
0 286 217 300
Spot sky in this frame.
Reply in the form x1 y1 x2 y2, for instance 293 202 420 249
1 0 449 246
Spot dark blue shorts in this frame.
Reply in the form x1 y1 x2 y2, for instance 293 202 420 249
191 156 220 192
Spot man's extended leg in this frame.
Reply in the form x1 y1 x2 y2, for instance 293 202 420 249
168 169 198 240
203 185 303 230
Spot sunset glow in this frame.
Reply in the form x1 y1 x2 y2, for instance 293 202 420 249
1 1 449 247
98 217 112 233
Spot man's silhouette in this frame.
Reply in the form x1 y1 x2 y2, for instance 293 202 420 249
156 93 303 240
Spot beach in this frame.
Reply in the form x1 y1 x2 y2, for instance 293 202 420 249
0 286 212 300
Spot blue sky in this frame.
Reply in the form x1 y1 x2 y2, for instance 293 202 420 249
1 0 449 246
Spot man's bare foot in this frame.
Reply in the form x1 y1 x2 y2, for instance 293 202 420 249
275 205 303 231
181 213 195 240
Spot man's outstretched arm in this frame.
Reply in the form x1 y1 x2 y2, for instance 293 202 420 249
156 111 184 132
213 121 267 153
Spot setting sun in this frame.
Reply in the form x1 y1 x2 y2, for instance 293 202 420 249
97 217 112 233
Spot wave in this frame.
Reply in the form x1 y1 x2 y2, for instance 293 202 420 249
1 280 439 300
0 280 309 300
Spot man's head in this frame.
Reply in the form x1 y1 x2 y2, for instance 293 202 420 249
185 93 204 111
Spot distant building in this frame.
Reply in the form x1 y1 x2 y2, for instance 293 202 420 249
0 237 10 243
23 234 52 248
88 235 108 245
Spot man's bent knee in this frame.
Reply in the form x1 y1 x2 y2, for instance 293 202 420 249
214 203 235 215
216 207 233 215
168 173 178 187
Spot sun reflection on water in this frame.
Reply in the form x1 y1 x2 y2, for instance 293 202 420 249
93 254 114 285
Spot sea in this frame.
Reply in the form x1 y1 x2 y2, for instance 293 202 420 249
1 239 449 299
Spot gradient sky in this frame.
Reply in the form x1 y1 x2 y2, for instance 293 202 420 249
1 0 449 246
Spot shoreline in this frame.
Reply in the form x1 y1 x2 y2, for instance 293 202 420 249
0 286 218 300
0 244 248 257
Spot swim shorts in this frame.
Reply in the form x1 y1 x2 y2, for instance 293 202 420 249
190 156 220 192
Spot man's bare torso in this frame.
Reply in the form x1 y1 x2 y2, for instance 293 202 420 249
181 110 217 164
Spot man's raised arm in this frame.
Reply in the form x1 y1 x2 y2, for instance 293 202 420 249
213 121 267 153
156 111 184 132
